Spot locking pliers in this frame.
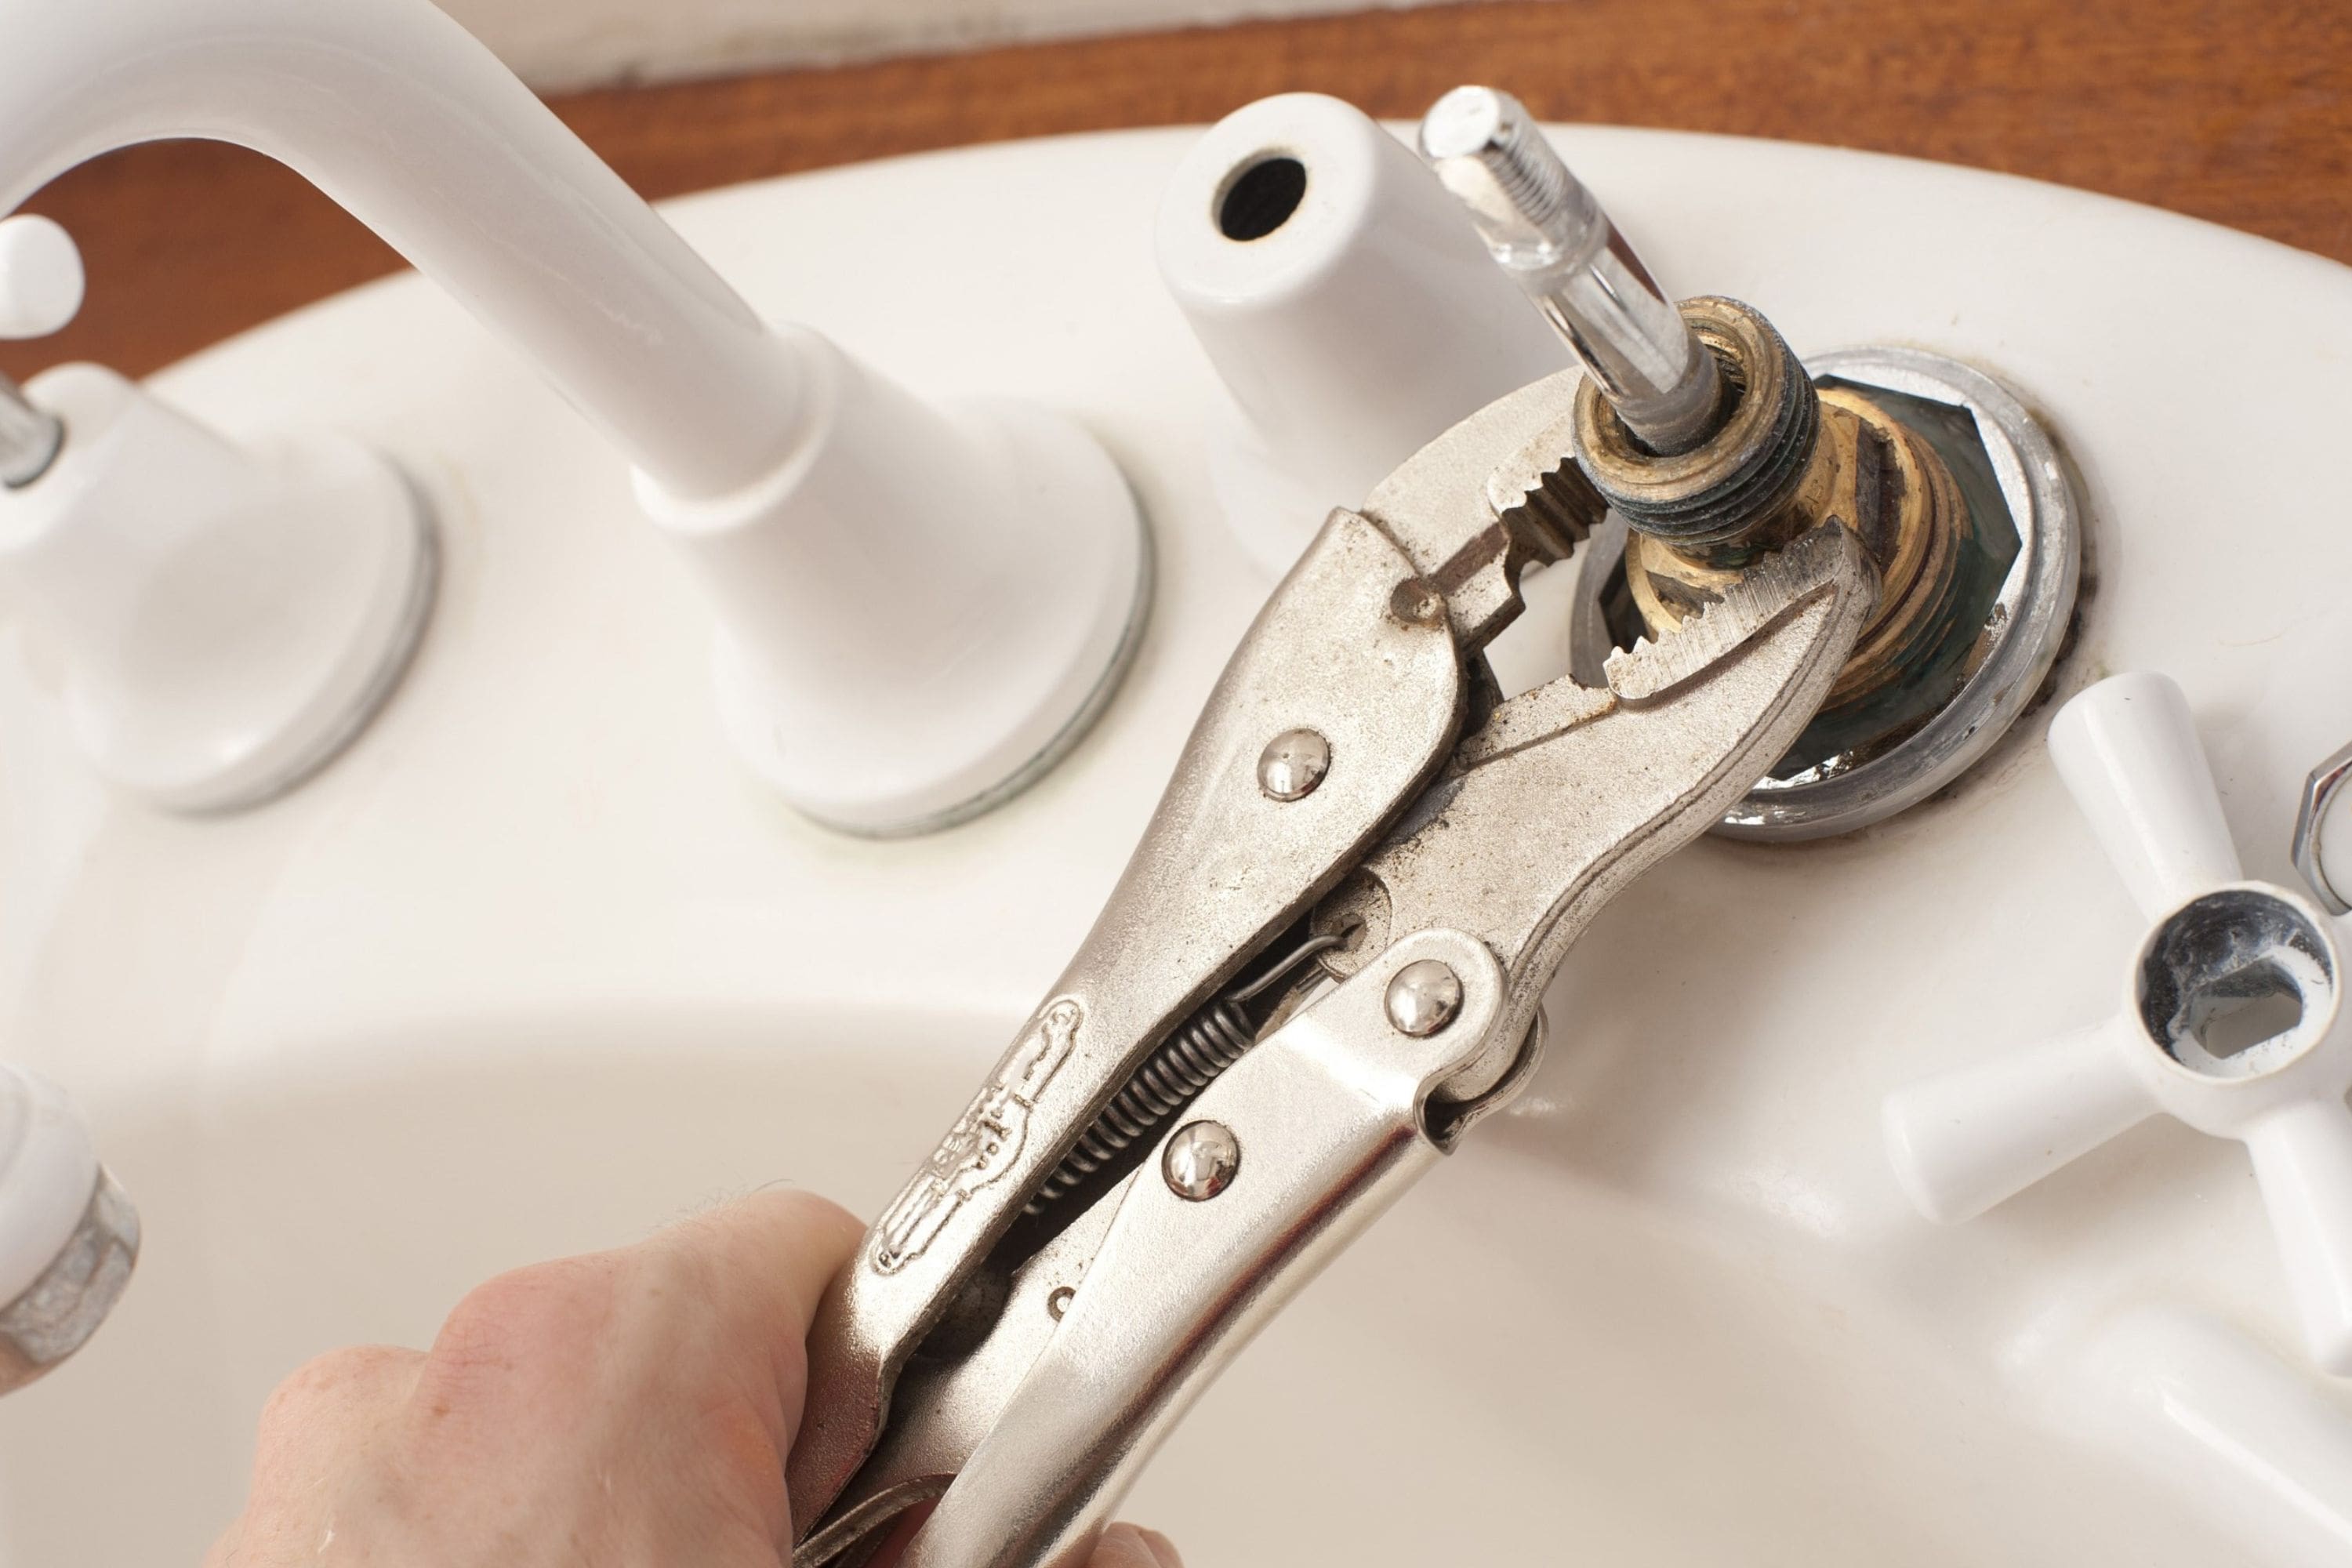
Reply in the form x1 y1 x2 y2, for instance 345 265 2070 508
788 367 1878 1568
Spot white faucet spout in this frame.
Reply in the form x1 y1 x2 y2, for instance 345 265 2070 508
0 0 800 500
0 0 1149 834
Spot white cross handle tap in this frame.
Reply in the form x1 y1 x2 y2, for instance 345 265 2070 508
1883 672 2352 1372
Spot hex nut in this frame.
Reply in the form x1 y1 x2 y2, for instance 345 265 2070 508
2292 740 2352 916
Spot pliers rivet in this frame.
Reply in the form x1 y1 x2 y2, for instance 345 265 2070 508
1385 959 1464 1037
1163 1120 1242 1201
1258 728 1330 801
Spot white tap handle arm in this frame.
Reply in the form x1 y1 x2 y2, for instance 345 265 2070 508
2246 1098 2352 1375
0 1066 96 1308
2048 672 2244 920
0 215 83 339
1882 1015 2157 1224
0 0 799 499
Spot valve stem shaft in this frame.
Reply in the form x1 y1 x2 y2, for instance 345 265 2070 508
0 372 61 488
1418 85 1722 456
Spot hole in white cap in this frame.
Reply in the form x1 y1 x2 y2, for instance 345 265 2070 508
1218 155 1307 241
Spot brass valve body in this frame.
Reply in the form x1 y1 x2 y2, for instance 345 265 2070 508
1573 296 1973 714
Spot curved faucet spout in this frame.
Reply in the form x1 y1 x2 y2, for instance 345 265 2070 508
0 0 801 500
0 0 1152 837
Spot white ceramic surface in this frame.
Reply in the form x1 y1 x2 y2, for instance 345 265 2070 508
2 124 2351 1563
0 0 1149 835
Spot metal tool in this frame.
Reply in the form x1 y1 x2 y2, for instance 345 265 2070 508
1419 85 2081 843
785 362 1878 1568
1419 86 1976 712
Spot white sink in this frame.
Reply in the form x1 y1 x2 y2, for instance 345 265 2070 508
3 125 2351 1563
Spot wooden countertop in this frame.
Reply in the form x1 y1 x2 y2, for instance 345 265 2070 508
6 0 2348 383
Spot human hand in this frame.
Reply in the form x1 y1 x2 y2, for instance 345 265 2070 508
204 1189 1180 1568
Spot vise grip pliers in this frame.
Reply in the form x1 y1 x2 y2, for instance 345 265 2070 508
787 366 1878 1568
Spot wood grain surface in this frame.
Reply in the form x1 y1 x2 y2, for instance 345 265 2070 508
6 0 2347 383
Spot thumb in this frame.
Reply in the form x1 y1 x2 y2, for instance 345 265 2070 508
869 1515 1182 1568
651 1185 865 1448
1090 1524 1183 1568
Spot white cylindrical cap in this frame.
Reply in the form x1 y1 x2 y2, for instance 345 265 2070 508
0 215 83 339
2049 672 2243 920
1156 93 1570 571
0 1066 99 1310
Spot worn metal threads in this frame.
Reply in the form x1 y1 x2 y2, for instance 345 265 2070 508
1162 1120 1242 1201
1025 931 1341 1214
1421 85 1575 240
1420 85 1722 456
1719 347 2082 841
1811 386 1970 710
1575 297 1818 556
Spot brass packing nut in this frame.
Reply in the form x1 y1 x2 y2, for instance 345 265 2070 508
1576 296 1973 711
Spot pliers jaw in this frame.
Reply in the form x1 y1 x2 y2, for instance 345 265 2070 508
791 368 1878 1568
790 499 1472 1548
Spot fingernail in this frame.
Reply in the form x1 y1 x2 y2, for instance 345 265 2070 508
1138 1526 1184 1568
1090 1523 1168 1568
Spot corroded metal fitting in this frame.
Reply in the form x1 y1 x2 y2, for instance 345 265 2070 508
1582 296 1975 714
1581 297 1816 561
1813 384 1969 708
1572 296 1816 561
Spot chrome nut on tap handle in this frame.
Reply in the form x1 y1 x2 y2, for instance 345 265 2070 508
788 351 1881 1564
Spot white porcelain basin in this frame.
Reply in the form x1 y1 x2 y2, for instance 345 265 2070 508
3 125 2351 1563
